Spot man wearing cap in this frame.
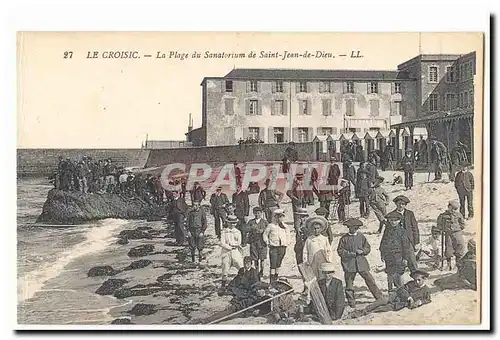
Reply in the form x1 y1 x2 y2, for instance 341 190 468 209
335 180 351 223
454 163 475 219
190 181 206 205
313 177 334 220
259 179 284 222
365 157 379 186
186 200 207 263
400 149 415 190
379 211 418 292
210 186 230 239
168 189 189 245
287 173 307 232
292 208 310 267
317 262 345 321
263 209 289 282
220 215 244 288
437 200 466 271
232 184 250 244
337 218 383 307
342 158 356 193
227 255 260 298
303 216 333 280
386 195 420 252
368 176 390 233
355 162 371 218
327 157 342 186
429 139 447 181
247 207 269 278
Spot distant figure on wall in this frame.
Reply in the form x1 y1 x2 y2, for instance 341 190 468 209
282 142 298 173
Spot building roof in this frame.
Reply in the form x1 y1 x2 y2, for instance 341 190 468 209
220 68 413 81
391 108 474 129
397 53 473 70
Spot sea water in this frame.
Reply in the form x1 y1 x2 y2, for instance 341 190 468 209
17 178 130 325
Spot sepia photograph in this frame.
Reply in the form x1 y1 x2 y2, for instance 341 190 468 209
15 31 486 330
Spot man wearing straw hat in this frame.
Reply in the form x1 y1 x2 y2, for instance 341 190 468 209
263 209 289 282
303 216 333 280
220 215 244 288
317 262 345 321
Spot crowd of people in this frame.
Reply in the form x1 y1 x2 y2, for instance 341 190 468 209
161 144 476 323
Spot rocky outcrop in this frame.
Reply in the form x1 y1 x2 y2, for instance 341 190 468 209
87 265 119 277
95 279 128 296
127 244 155 258
36 189 162 224
128 303 158 316
123 259 153 271
111 318 134 325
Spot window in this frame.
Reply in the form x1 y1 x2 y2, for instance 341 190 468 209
369 82 378 94
224 98 234 115
320 81 331 93
394 82 401 94
346 81 354 93
275 81 284 93
470 90 474 108
460 64 465 81
445 93 456 110
299 81 308 92
298 128 309 142
274 127 285 143
429 66 438 83
321 127 333 136
248 127 260 140
469 61 474 78
225 80 233 92
299 100 309 115
459 93 463 108
322 99 332 116
249 99 259 115
346 99 355 116
392 101 402 116
446 66 455 82
429 94 439 112
249 80 258 92
369 127 380 131
273 100 285 116
464 91 469 108
369 100 380 116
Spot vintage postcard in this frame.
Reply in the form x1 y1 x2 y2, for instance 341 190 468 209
16 31 485 329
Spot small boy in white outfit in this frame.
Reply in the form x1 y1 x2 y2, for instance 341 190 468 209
416 225 442 268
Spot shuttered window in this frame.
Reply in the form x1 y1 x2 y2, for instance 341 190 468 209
369 100 380 116
224 98 234 115
346 99 355 116
322 99 332 116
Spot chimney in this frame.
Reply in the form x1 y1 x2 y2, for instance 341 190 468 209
187 113 193 142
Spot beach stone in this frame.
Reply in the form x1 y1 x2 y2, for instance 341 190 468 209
123 259 153 271
111 318 134 325
119 229 152 240
129 303 158 316
95 279 128 295
127 244 155 257
87 265 119 277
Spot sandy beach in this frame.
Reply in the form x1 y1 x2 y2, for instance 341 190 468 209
72 169 480 326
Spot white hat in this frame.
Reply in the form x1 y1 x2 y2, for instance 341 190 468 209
320 262 336 273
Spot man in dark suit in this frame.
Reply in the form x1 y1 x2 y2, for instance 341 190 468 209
232 184 250 244
385 195 420 252
190 181 206 205
210 186 230 239
168 189 189 245
316 262 345 320
337 218 383 308
454 163 474 219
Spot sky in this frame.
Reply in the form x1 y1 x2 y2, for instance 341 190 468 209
17 32 483 148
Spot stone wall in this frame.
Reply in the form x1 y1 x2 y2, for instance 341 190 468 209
145 142 315 168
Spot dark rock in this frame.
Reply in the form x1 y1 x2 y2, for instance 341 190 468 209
117 237 129 245
111 318 134 325
123 259 152 271
128 303 158 316
127 244 154 257
119 229 152 240
36 189 160 224
136 226 153 231
157 273 174 284
87 265 119 277
95 279 128 295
